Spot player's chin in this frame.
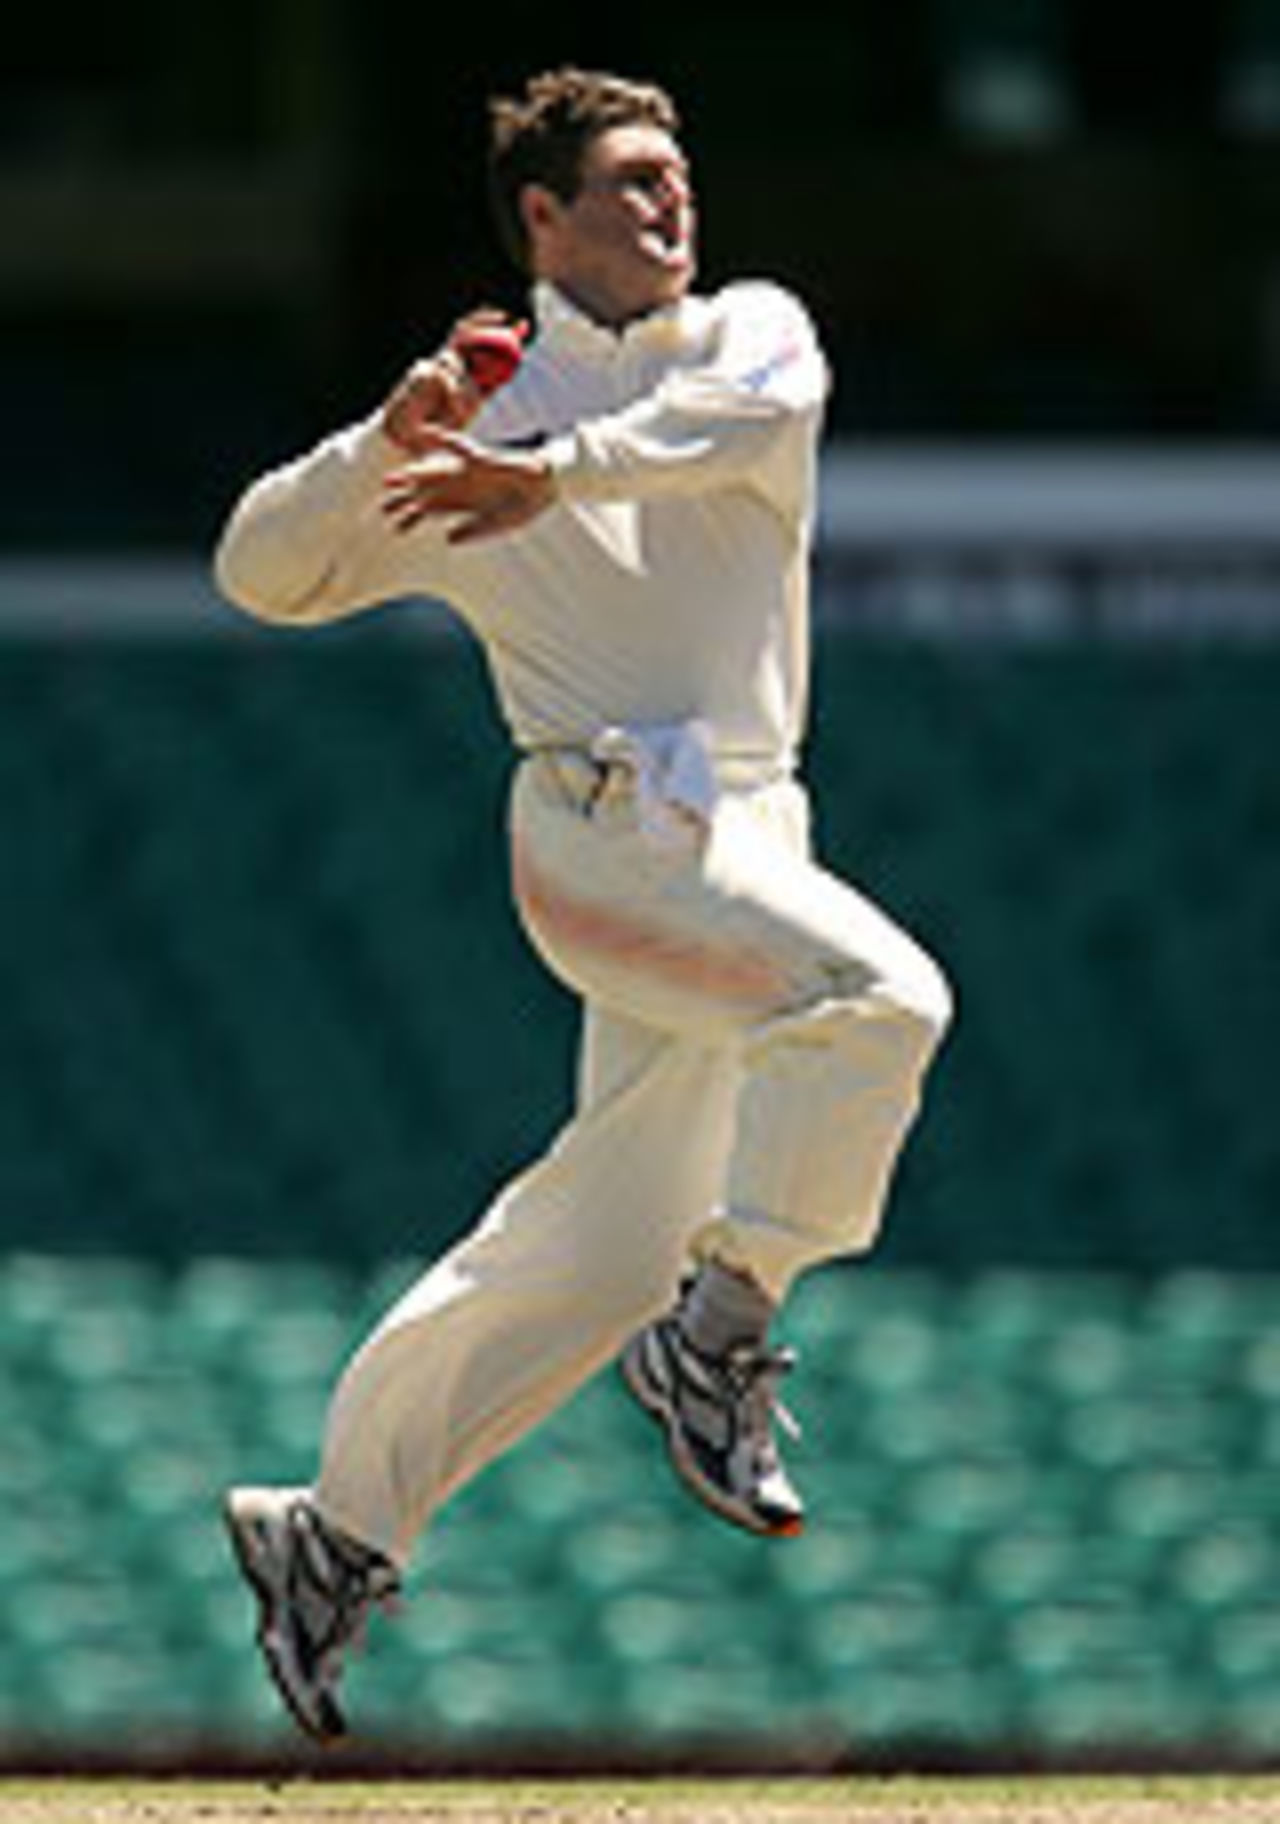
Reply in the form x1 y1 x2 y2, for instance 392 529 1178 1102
614 246 695 321
643 246 696 302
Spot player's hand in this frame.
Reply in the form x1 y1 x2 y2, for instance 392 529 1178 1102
380 309 514 453
381 426 556 545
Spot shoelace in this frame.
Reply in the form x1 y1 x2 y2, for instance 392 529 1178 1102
720 1343 802 1461
293 1505 401 1678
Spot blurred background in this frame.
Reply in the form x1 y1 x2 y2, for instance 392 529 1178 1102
1 0 1279 1772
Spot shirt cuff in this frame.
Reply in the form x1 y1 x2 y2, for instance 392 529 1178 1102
336 412 405 479
542 428 606 501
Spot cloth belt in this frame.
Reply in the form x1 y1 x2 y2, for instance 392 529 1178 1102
530 721 794 846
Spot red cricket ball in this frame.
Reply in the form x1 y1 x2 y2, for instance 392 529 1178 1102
455 321 528 396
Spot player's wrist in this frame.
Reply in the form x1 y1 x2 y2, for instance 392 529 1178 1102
542 427 613 503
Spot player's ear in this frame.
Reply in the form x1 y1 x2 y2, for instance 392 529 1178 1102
519 183 566 255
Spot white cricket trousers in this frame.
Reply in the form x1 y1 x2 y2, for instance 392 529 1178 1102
314 750 952 1565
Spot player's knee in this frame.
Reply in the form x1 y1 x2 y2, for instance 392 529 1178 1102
885 945 954 1060
821 939 954 1072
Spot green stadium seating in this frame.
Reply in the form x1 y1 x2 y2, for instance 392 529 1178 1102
0 1256 1277 1753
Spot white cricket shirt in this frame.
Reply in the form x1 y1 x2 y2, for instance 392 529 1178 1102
215 279 829 774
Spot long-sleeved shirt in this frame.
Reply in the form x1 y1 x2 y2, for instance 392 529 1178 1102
214 278 829 773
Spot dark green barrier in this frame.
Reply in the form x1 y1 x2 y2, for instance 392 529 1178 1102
0 633 1274 1269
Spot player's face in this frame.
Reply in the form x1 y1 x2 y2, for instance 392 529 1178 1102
528 123 697 326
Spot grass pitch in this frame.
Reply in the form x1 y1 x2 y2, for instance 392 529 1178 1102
2 1777 1280 1823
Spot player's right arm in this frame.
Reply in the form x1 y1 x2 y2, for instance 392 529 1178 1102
214 417 430 626
215 315 506 625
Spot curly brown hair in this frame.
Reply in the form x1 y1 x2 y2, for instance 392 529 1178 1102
487 67 680 273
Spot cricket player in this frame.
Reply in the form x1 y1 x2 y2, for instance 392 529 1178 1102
216 67 952 1743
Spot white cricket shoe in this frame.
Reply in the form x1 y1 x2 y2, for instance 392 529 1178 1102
222 1485 400 1743
621 1311 805 1538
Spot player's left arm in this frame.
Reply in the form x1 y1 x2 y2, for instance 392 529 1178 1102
544 283 828 516
380 284 827 544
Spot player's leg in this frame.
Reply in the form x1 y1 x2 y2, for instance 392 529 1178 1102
511 752 953 1533
310 1002 738 1562
514 753 952 1278
227 1001 738 1738
656 852 951 1532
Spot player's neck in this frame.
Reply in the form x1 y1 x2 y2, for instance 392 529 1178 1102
541 272 687 334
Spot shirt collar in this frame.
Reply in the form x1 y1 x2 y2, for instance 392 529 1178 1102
532 280 713 363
